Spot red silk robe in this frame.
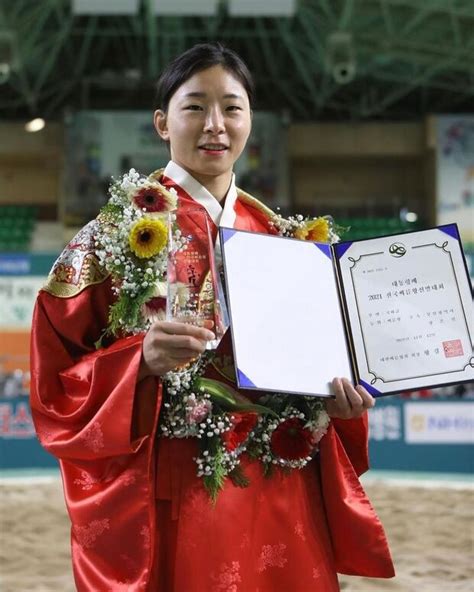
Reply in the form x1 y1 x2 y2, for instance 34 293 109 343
30 173 394 591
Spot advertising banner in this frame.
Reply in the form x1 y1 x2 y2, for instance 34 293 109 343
404 402 474 444
0 253 57 469
368 397 473 473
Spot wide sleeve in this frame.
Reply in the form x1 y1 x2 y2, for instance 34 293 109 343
30 277 161 462
319 417 395 577
330 414 370 476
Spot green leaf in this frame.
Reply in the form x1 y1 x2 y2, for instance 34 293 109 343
333 222 350 237
194 377 237 405
229 403 279 418
94 329 108 350
107 285 155 336
229 465 250 488
194 377 278 417
202 444 227 504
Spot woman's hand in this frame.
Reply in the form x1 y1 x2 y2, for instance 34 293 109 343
325 378 375 419
138 321 215 379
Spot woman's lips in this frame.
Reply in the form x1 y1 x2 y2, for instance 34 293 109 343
199 144 228 156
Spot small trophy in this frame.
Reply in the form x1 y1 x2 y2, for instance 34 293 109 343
166 208 229 350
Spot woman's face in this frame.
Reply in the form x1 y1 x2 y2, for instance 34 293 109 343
154 65 252 187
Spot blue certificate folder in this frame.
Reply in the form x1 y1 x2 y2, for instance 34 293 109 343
220 224 473 398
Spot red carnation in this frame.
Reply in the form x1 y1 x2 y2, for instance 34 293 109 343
270 417 316 460
133 186 173 213
222 412 258 452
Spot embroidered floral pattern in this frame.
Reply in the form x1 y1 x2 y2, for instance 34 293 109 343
182 486 209 528
313 567 321 580
140 525 151 550
240 533 251 550
81 422 104 453
257 543 288 573
119 470 138 487
108 579 133 591
211 561 241 592
73 470 103 491
181 485 211 553
74 518 110 549
294 521 306 542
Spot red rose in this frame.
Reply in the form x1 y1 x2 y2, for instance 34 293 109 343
270 417 316 460
222 412 258 452
133 186 171 213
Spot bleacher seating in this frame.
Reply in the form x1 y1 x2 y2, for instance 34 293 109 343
338 217 419 240
0 205 37 252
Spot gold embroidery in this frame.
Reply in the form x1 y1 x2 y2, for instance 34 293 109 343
44 254 109 298
149 168 166 183
42 220 109 298
236 188 275 218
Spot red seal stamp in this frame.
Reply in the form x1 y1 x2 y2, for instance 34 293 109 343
442 339 464 358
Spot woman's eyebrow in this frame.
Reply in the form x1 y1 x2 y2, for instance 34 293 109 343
183 91 244 100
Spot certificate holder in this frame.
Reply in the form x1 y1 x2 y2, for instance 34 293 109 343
220 224 474 398
334 224 473 396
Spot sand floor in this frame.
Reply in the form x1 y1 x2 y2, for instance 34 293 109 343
0 478 472 592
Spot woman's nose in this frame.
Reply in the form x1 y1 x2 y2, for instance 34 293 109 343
203 107 225 134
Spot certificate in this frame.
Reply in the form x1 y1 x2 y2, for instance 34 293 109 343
220 224 474 397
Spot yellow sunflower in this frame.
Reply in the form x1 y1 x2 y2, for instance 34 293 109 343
294 217 330 243
128 217 167 258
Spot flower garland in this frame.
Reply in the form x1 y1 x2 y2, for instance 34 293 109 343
94 168 185 337
269 211 346 244
95 169 346 501
160 366 330 501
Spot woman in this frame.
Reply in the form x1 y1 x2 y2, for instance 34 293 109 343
30 43 394 591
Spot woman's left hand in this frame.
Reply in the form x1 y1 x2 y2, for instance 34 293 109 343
325 378 375 419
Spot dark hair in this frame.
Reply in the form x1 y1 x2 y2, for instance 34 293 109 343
154 42 255 111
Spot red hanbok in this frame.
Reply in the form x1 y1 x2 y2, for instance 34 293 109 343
30 166 394 591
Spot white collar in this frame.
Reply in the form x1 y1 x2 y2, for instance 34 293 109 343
163 161 238 228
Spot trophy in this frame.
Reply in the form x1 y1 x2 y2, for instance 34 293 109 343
166 208 229 350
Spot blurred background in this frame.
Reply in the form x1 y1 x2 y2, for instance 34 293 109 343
0 1 473 591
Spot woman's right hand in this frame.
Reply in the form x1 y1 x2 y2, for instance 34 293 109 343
138 321 215 379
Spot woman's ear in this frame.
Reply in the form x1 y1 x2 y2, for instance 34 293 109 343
154 109 169 141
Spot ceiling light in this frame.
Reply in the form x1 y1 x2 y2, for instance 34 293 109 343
72 0 140 15
25 118 45 133
228 0 295 16
405 212 418 223
153 0 218 16
326 32 356 85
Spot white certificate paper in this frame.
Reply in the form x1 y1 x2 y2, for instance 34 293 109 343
221 224 473 398
220 228 352 397
335 225 474 395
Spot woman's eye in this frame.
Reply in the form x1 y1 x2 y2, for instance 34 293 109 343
226 105 242 112
185 104 203 111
